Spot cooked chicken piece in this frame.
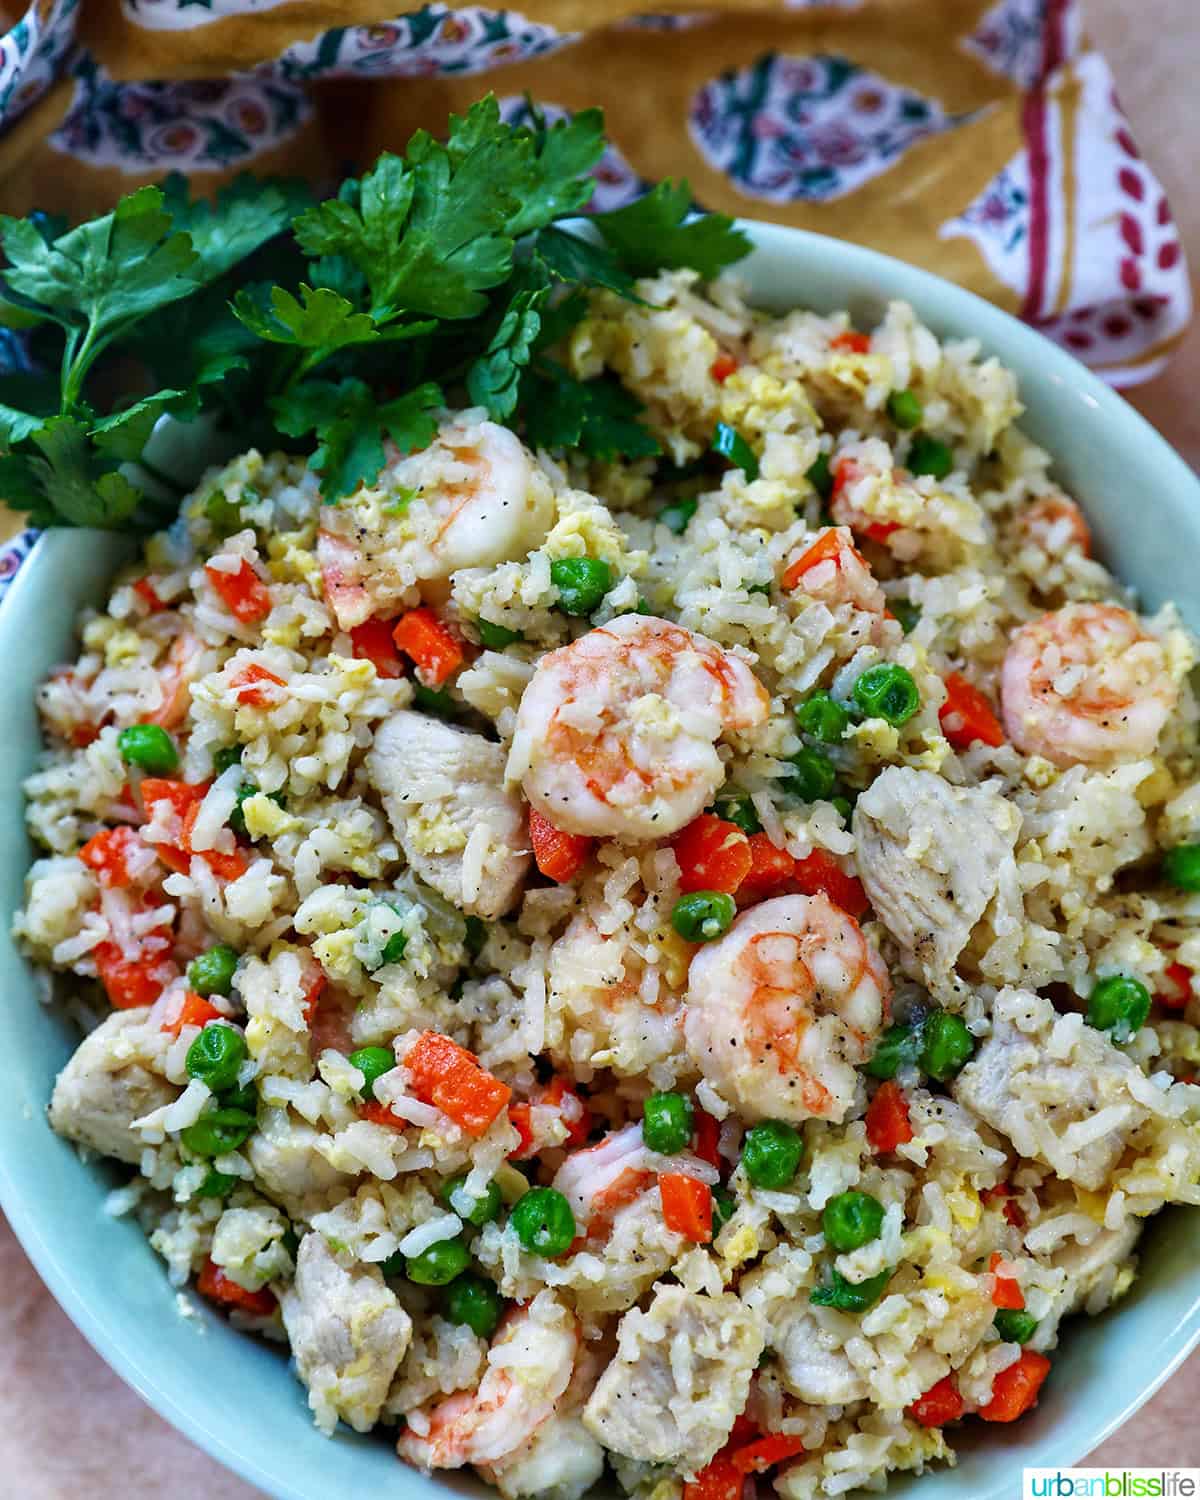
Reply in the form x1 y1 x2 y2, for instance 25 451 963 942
367 710 530 920
853 766 1023 991
772 1306 869 1405
49 1008 177 1164
280 1232 413 1434
953 988 1150 1190
581 1285 764 1471
247 1107 354 1219
1051 1220 1140 1316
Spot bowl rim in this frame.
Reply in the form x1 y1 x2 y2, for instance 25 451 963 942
3 216 1200 1498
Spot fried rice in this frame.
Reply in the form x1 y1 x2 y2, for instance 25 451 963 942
16 270 1200 1499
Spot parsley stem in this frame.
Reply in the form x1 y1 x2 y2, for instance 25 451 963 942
61 321 101 411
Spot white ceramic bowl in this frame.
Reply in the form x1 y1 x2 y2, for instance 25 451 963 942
1 221 1198 1499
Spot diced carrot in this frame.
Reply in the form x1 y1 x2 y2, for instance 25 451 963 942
79 826 143 888
865 1080 913 1153
93 943 178 1010
392 606 464 687
163 991 222 1036
781 528 844 591
132 577 165 612
683 1457 742 1500
978 1351 1050 1423
300 969 326 1025
692 1108 721 1170
989 1251 1025 1310
710 353 739 383
792 849 870 920
907 1375 964 1428
1158 960 1193 1010
507 1102 537 1159
359 1100 407 1131
939 672 1005 750
730 1435 807 1474
349 617 403 678
659 1172 713 1242
673 814 753 894
980 1182 1026 1229
543 1076 593 1148
831 331 870 354
529 807 592 883
142 778 247 881
736 833 796 906
197 1257 277 1317
230 663 286 707
862 520 900 543
205 560 272 624
405 1031 512 1138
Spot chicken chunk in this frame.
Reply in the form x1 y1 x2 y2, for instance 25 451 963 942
49 1008 177 1165
484 1346 606 1500
853 766 1023 991
247 1107 353 1219
581 1285 764 1471
367 711 530 920
772 1306 869 1406
280 1232 413 1434
953 988 1150 1190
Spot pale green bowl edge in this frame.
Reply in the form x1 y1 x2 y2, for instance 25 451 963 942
1 221 1198 1499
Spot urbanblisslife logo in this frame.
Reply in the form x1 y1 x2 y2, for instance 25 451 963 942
1024 1472 1200 1498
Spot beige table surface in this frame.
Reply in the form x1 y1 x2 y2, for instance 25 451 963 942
3 1 1199 1494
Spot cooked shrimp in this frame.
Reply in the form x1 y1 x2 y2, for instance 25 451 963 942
318 416 556 630
398 1293 578 1470
780 525 888 616
553 1124 654 1238
146 631 203 730
1013 493 1092 558
510 614 769 841
684 892 890 1124
1000 602 1177 766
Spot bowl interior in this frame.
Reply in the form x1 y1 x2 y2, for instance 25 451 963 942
2 224 1199 1500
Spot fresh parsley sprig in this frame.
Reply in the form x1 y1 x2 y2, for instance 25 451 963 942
0 97 751 526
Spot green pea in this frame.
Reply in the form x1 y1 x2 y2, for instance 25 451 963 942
787 746 837 802
713 1188 736 1232
117 723 179 775
379 1250 406 1279
831 796 854 822
1087 974 1151 1044
348 1046 394 1101
221 1080 257 1114
742 1119 804 1189
195 1168 237 1199
379 931 408 966
509 1187 576 1258
441 1174 503 1227
476 617 523 650
671 891 736 943
406 1236 471 1286
920 1011 976 1081
994 1309 1039 1345
822 1191 885 1253
796 692 849 743
412 683 457 718
642 1092 694 1155
806 452 834 501
712 422 759 481
212 744 243 776
550 557 613 616
887 389 924 430
187 944 239 999
444 1272 505 1338
890 600 922 635
712 792 762 836
180 1107 256 1158
865 1021 925 1080
852 663 921 726
908 435 953 480
660 497 699 535
810 1266 893 1312
464 915 488 959
1162 843 1200 892
185 1025 248 1094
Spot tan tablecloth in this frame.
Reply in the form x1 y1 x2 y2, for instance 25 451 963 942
3 0 1199 1493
